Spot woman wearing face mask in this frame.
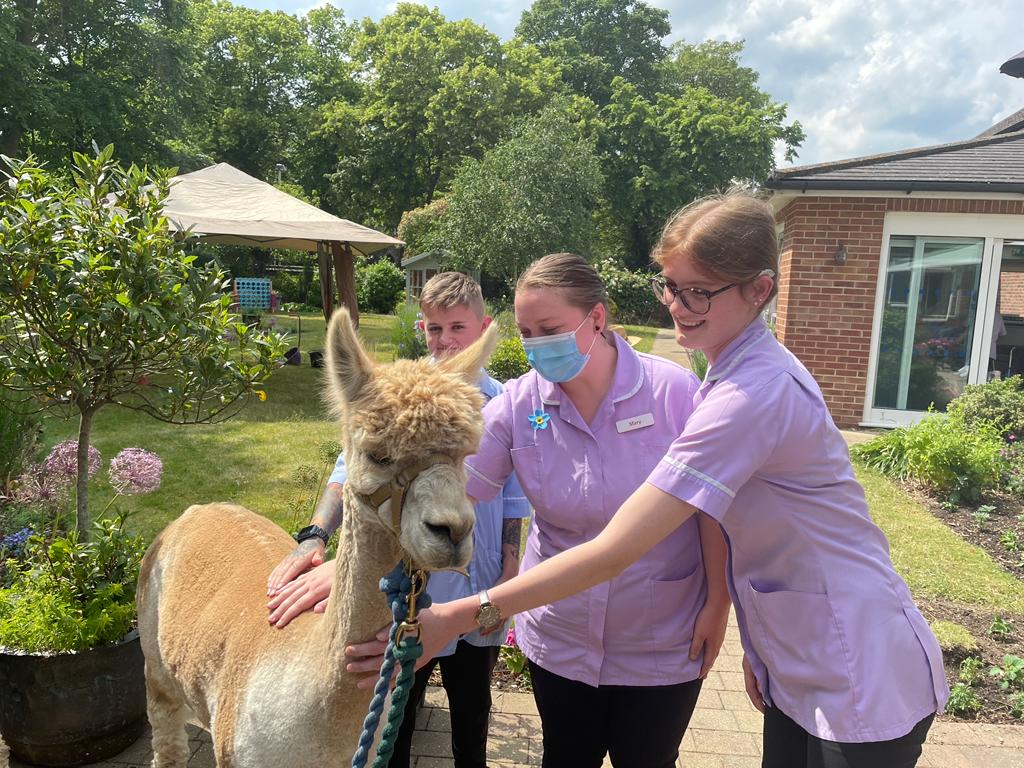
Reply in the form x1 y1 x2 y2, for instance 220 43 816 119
461 253 730 768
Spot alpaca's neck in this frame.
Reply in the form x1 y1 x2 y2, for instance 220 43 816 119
319 493 404 683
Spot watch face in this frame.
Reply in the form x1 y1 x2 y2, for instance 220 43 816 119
477 604 502 628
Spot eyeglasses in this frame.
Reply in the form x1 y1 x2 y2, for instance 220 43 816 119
650 276 737 315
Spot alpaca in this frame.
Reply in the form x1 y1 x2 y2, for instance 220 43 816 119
136 307 498 768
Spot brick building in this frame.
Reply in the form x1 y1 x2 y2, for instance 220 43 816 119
765 111 1024 428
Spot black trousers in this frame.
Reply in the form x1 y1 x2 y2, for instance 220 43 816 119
762 705 934 768
528 659 703 768
388 640 500 768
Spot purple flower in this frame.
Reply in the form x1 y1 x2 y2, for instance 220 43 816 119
44 440 101 480
12 464 70 506
108 448 163 495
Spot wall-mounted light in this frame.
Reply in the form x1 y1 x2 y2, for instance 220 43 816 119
834 243 848 265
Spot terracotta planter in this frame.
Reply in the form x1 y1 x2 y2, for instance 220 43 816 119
0 631 146 767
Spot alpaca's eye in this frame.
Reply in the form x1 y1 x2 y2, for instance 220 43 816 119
369 453 392 466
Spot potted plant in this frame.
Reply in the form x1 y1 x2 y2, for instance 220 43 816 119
0 441 159 766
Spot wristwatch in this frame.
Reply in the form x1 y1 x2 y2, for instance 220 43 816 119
294 524 330 546
474 589 503 630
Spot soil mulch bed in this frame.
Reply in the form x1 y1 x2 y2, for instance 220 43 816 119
909 485 1024 724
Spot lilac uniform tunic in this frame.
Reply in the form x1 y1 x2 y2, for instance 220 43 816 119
647 318 949 742
465 333 705 687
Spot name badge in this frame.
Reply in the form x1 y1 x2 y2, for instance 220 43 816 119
616 413 654 433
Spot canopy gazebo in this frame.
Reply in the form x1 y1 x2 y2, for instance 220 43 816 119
162 163 403 325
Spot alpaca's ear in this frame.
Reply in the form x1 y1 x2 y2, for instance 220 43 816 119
437 321 501 385
325 307 375 407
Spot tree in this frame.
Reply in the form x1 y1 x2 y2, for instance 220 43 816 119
599 76 804 266
319 3 562 230
660 39 773 107
516 0 670 104
0 0 190 166
429 105 604 288
0 147 284 534
184 1 310 179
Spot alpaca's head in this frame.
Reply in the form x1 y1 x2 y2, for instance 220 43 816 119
324 307 498 570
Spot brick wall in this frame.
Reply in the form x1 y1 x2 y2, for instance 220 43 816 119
775 196 1024 427
1000 272 1024 317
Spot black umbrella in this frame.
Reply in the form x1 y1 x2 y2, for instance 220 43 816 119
1001 49 1024 78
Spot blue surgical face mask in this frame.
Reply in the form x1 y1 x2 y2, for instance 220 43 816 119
521 313 599 383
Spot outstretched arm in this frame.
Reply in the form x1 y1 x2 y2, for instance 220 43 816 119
689 513 731 677
347 483 697 684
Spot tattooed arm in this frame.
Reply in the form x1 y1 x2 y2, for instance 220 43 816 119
497 517 523 585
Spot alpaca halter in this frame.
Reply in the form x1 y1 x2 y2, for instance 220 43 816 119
362 454 460 533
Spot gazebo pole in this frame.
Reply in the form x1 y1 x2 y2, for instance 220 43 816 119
331 241 360 329
317 241 334 323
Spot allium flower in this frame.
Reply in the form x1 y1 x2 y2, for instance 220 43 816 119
12 464 70 506
108 448 163 495
44 440 101 480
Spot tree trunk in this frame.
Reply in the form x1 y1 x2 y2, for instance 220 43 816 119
76 408 96 538
317 242 334 323
332 242 359 329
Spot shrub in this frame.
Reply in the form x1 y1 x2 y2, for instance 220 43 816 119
356 259 405 314
851 412 1003 502
487 337 530 382
948 376 1024 439
945 682 981 715
594 259 666 326
397 199 448 257
0 511 144 652
390 303 427 360
0 388 41 495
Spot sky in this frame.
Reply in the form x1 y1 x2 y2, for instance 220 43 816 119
239 0 1024 168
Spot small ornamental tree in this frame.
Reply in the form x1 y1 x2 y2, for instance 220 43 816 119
0 147 285 535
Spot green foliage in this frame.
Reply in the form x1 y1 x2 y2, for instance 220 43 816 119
0 148 285 531
688 350 709 381
959 656 986 685
1011 691 1024 720
356 259 405 314
948 376 1024 439
593 258 664 325
0 512 144 653
989 654 1024 691
1002 530 1021 552
850 413 1003 502
390 303 428 361
397 199 448 257
516 0 670 104
431 104 604 288
973 509 992 526
285 440 342 534
945 682 981 715
321 4 562 229
990 615 1015 642
487 338 531 383
0 388 41 494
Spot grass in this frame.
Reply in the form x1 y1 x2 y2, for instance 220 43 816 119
859 464 1024 614
930 620 979 653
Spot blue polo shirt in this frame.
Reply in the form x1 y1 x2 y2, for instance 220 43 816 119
328 371 531 656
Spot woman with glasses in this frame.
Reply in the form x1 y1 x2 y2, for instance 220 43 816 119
355 194 947 768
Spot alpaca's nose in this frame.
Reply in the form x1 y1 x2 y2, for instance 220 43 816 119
424 517 472 545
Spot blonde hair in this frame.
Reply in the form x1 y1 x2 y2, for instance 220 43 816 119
516 253 609 317
420 271 486 318
654 193 778 301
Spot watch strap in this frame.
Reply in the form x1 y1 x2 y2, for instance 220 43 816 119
295 524 329 546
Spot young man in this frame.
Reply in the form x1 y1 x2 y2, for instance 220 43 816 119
266 271 530 768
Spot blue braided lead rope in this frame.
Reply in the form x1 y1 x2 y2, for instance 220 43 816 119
350 562 432 768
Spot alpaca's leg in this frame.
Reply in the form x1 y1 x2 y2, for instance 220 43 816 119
146 662 191 768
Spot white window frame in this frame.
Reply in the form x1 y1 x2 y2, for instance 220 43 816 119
862 212 1024 427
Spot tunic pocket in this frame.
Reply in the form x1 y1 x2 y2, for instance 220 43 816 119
745 582 851 704
650 566 704 651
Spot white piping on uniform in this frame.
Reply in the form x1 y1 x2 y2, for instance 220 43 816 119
660 455 736 498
